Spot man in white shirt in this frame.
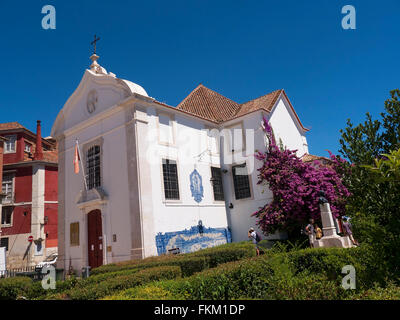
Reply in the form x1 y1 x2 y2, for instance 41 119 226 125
305 218 315 248
248 227 260 256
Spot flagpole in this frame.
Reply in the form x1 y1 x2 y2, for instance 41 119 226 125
76 139 88 191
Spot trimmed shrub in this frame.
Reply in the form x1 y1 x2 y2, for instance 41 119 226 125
110 245 382 300
58 265 182 300
190 245 256 268
285 245 387 287
348 282 400 300
104 284 188 300
90 242 255 277
90 254 177 275
0 277 47 300
0 277 33 300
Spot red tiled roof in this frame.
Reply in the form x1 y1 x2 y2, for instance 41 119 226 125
176 84 241 122
0 122 25 130
0 121 58 164
43 150 58 163
176 85 308 131
301 153 331 163
234 89 283 118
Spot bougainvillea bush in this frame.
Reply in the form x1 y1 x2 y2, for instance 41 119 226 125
252 117 350 235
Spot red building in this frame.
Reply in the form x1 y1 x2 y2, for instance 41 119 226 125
0 136 5 205
0 121 58 268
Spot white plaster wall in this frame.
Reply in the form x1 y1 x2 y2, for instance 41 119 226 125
62 106 133 271
139 107 230 253
221 112 273 242
221 97 309 242
268 97 309 157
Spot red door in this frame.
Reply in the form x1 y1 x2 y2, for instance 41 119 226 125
87 209 103 269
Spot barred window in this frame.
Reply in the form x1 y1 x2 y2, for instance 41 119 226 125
86 145 101 190
232 164 251 200
211 167 224 201
162 159 180 200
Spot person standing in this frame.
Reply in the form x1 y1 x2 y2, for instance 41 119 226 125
305 218 315 248
342 217 358 246
314 223 323 240
248 227 260 256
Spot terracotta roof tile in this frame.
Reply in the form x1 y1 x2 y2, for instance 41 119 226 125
0 122 25 131
301 153 331 164
234 89 282 118
176 85 309 131
176 84 241 123
176 85 287 124
43 150 58 163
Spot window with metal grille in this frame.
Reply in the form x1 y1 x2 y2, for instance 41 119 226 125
86 145 101 190
232 164 251 200
0 238 9 251
211 167 224 201
1 174 13 203
162 159 180 200
1 206 13 226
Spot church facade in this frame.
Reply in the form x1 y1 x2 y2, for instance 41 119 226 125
51 54 309 273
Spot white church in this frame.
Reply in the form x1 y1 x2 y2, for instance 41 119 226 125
51 52 310 272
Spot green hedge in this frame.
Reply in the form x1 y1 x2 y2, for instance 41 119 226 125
285 245 387 287
33 242 253 300
107 245 384 300
348 282 400 300
0 277 35 300
48 265 182 300
91 242 255 276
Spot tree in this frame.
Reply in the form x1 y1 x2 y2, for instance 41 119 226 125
340 89 400 163
339 89 400 277
252 117 350 235
338 90 400 228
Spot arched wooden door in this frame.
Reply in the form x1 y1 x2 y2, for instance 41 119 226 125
87 209 103 269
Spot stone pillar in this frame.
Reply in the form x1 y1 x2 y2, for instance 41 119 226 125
56 136 66 272
320 203 337 237
31 164 45 241
314 203 354 249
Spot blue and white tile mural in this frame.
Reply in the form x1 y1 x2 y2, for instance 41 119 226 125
190 169 204 203
156 225 232 255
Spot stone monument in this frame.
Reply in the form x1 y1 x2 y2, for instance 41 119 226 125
313 191 354 248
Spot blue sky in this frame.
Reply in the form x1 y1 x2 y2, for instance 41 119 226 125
0 0 398 157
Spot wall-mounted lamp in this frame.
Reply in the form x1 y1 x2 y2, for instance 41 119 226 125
222 169 228 174
44 216 49 225
229 203 234 209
